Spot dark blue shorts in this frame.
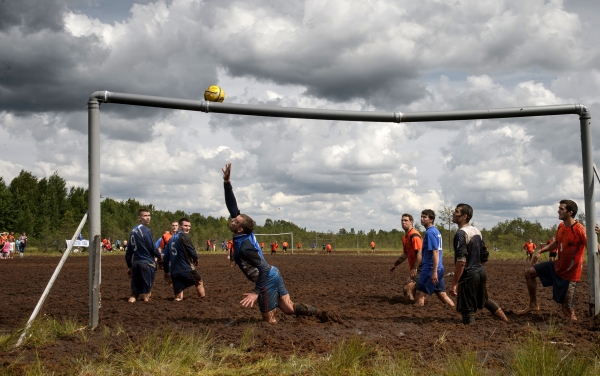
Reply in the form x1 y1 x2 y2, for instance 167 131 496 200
257 266 289 313
534 261 576 305
171 269 202 295
417 268 446 295
130 261 156 295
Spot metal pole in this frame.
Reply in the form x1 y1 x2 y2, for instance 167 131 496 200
579 107 599 317
16 213 88 347
88 99 101 328
97 91 583 122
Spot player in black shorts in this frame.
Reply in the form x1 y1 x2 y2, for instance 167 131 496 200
163 218 205 301
541 237 557 261
449 204 508 324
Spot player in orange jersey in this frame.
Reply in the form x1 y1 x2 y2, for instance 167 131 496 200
326 243 332 254
519 200 587 320
522 239 536 262
370 241 375 253
390 214 422 301
282 241 288 253
227 240 234 267
270 241 278 255
540 236 556 261
297 242 302 250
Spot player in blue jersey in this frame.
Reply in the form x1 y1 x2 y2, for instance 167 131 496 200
126 209 162 303
163 218 206 301
415 209 455 307
222 163 319 324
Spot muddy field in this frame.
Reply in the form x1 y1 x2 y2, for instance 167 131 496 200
1 253 599 367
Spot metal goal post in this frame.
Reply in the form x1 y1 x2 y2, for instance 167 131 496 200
87 91 597 326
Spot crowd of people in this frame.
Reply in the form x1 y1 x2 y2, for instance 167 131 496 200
0 232 28 259
122 163 600 325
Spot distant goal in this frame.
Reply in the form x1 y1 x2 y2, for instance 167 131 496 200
254 232 294 254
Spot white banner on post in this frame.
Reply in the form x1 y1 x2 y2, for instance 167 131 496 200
66 239 90 247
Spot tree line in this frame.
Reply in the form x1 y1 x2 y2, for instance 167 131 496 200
0 170 569 253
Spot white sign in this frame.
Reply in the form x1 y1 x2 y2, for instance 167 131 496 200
66 239 89 247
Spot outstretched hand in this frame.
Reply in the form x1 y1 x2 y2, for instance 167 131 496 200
240 292 258 308
222 163 231 182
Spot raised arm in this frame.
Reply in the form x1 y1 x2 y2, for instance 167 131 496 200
223 163 240 218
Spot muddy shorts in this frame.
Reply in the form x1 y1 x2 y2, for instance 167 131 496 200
534 261 577 307
257 266 289 313
131 261 156 295
456 269 488 314
171 269 202 295
417 268 446 295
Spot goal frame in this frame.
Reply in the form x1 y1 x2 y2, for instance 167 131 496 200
254 232 294 255
87 91 597 326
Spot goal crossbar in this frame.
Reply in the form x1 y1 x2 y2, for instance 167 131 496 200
88 91 597 326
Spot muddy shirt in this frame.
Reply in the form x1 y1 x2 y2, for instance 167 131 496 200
224 182 271 294
453 225 487 282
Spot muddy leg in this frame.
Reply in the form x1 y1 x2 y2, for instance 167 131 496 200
436 292 455 307
518 267 540 314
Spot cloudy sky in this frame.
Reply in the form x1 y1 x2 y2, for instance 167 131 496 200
1 0 599 232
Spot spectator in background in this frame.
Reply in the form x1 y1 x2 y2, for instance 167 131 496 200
8 232 15 259
18 232 27 258
1 233 8 259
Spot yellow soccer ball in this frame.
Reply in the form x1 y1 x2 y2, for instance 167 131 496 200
204 85 225 102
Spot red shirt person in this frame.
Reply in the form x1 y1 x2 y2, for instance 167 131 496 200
519 200 587 321
522 239 536 261
390 214 423 301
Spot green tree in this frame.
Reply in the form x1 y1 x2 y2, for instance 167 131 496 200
438 205 456 252
9 170 39 234
0 177 16 231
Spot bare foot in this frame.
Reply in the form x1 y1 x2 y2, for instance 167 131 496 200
262 310 277 324
494 308 509 322
174 292 183 302
197 281 206 298
562 307 577 321
128 296 136 303
517 305 540 315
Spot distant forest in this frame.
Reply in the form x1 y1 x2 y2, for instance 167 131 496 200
0 170 567 252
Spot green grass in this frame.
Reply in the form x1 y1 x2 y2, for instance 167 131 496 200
3 319 600 375
508 334 596 376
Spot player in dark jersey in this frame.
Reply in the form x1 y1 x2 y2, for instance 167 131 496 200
223 163 319 324
125 209 162 303
390 213 422 301
448 204 508 324
163 218 205 301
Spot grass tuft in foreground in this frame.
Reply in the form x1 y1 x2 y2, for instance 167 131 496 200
3 318 600 375
507 333 597 376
